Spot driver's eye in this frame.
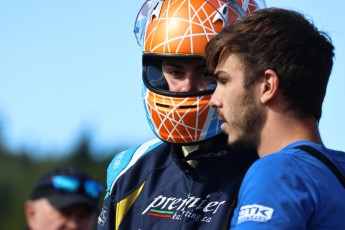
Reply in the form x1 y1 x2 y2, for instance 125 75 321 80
169 70 183 77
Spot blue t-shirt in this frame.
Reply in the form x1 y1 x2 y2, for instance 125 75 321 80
231 140 345 229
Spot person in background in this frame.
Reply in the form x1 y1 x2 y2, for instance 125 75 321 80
97 0 265 229
25 165 103 230
207 7 345 229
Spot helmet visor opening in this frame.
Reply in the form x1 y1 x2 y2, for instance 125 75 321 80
143 54 217 97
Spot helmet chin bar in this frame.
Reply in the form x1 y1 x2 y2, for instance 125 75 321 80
142 85 223 144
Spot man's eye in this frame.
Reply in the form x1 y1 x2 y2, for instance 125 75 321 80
169 70 183 76
218 78 227 85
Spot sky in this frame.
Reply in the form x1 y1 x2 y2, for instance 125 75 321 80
0 0 344 158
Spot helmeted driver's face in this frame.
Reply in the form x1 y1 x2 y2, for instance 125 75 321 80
162 58 214 93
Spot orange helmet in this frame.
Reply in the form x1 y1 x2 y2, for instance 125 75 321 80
134 0 265 144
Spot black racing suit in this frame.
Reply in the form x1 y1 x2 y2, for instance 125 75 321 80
97 134 258 230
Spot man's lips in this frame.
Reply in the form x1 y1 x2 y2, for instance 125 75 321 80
217 111 225 122
217 111 228 132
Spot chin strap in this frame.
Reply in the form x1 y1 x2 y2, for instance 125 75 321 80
296 145 345 188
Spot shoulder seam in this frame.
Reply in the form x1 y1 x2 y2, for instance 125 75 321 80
109 138 162 193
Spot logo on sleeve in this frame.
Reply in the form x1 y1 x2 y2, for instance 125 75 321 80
97 205 108 226
237 204 274 224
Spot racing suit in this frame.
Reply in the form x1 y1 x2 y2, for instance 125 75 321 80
97 134 258 230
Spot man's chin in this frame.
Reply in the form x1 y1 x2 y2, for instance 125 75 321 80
226 134 257 152
220 122 227 133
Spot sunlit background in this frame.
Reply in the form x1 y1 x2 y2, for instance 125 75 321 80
0 0 344 228
1 0 344 159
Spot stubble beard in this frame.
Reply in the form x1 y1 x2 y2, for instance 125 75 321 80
227 87 264 152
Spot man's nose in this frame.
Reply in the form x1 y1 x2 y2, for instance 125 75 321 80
180 77 200 92
210 88 222 108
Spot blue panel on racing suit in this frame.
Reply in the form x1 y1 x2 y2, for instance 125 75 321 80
105 138 163 199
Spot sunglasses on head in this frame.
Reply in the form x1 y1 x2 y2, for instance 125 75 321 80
48 175 104 199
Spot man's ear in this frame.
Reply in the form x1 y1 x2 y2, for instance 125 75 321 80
25 201 35 227
260 69 279 104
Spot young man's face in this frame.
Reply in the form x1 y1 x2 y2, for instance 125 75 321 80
25 198 95 230
210 53 263 149
161 58 214 92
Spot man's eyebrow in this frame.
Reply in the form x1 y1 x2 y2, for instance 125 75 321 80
214 71 228 80
162 62 183 68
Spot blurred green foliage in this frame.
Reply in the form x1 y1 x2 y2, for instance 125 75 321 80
0 134 125 230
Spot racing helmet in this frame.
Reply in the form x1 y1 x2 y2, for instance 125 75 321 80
134 0 265 144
